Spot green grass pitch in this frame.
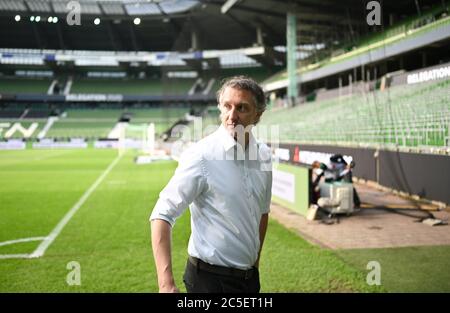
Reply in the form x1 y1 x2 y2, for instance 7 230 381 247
0 148 447 292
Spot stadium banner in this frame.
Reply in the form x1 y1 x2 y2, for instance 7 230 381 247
94 139 119 149
66 94 123 102
271 162 310 216
272 168 295 203
94 138 142 149
33 138 87 149
390 61 450 86
0 139 26 150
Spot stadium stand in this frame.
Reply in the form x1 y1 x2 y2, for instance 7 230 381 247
0 106 25 118
264 3 450 87
1 120 42 139
22 107 55 118
123 107 191 135
0 76 52 93
70 77 196 95
258 78 450 149
44 107 191 140
184 73 449 150
204 67 277 96
46 119 117 140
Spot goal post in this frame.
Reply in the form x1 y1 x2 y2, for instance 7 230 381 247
119 122 156 154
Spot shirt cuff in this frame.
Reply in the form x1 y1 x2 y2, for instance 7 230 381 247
149 214 175 227
149 209 176 227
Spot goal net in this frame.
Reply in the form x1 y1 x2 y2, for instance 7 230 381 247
118 123 155 155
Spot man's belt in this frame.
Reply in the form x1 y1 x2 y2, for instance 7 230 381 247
188 256 256 280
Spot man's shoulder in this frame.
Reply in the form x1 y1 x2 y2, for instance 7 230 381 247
179 130 220 160
197 129 221 147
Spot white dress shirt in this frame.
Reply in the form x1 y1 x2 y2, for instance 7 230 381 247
150 125 272 270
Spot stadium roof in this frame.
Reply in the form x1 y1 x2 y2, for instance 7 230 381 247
0 0 445 52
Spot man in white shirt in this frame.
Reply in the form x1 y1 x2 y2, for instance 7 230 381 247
150 76 272 293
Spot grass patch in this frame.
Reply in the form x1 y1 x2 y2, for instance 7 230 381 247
259 219 384 292
335 246 450 292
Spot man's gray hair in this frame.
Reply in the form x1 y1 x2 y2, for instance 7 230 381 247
216 76 266 113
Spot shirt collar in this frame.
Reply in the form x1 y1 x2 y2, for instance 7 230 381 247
217 124 258 152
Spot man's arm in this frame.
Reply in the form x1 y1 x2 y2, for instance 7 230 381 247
151 219 179 293
149 148 206 292
255 213 269 268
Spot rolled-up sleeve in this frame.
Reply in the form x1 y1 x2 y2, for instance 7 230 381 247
150 147 206 227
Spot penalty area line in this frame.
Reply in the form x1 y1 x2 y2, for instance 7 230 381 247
0 236 47 247
0 254 31 259
0 237 46 260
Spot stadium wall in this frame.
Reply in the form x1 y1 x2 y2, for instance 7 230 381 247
275 143 450 205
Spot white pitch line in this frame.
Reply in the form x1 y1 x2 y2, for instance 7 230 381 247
0 236 47 247
0 254 31 260
28 153 123 259
0 237 46 260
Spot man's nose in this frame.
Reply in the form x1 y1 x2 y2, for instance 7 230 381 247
228 108 239 121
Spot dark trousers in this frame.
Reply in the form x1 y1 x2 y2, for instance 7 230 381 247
183 258 260 293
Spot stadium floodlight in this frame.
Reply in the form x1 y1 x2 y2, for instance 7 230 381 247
30 16 34 22
15 15 21 22
48 16 53 23
133 17 141 25
53 17 58 23
94 18 101 25
35 16 41 22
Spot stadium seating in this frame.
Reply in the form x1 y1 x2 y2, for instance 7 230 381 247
70 78 195 95
0 107 24 118
265 4 450 85
45 107 190 139
0 77 52 93
257 78 450 148
46 119 117 139
181 78 449 148
204 67 277 96
125 108 190 135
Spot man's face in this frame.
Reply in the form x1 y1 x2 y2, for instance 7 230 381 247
218 86 262 137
